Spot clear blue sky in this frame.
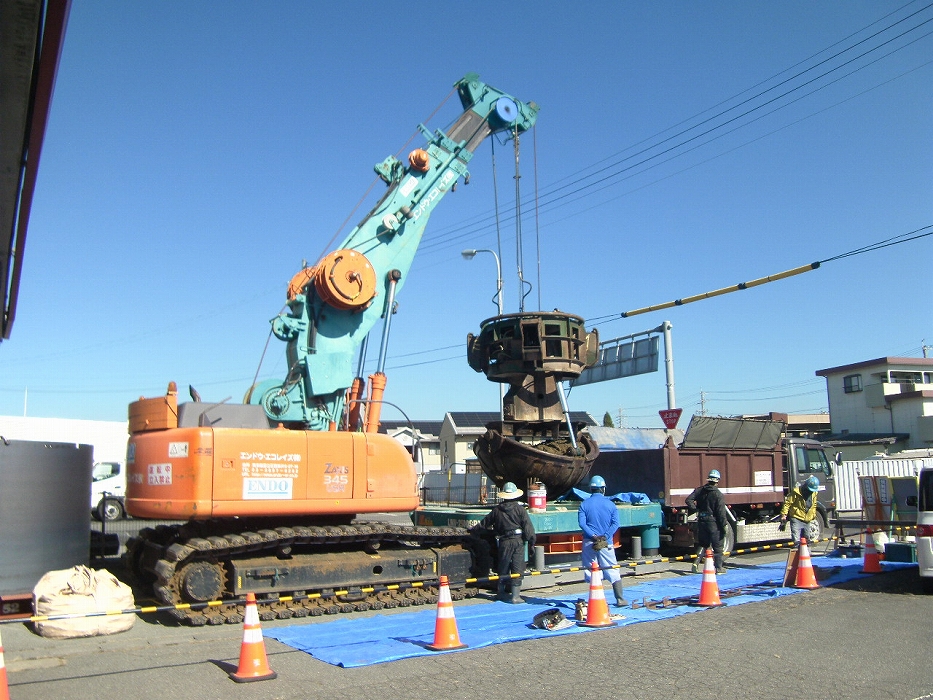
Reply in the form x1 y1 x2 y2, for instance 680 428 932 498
3 1 931 428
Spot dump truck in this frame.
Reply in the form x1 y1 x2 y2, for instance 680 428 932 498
591 415 839 552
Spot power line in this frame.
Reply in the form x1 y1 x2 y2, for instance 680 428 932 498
416 4 933 255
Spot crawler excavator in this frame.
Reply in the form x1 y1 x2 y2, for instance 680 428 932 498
124 74 542 624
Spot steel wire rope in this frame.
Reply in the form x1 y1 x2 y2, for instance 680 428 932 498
490 136 506 310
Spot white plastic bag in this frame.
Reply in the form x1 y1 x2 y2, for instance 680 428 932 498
32 565 135 639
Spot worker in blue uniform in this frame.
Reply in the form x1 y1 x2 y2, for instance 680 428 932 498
474 482 536 603
578 475 628 607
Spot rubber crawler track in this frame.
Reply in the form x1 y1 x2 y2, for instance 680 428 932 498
126 521 487 625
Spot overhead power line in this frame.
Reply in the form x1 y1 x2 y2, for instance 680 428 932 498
586 224 933 324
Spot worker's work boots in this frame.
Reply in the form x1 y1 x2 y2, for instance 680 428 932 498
510 581 523 604
612 580 628 607
497 580 509 602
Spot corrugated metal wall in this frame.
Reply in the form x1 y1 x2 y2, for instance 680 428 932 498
834 458 933 511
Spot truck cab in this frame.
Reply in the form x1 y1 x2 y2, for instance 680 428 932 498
91 461 126 521
783 437 839 539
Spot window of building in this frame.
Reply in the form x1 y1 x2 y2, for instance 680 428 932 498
843 374 862 393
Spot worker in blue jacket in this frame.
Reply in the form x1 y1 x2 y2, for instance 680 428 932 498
578 475 628 607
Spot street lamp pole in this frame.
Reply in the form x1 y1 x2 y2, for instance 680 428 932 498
461 248 505 421
460 249 503 315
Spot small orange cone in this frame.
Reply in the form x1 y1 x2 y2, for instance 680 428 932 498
426 575 468 651
691 548 724 607
577 561 617 627
0 625 9 700
861 528 884 574
794 537 820 589
230 592 277 683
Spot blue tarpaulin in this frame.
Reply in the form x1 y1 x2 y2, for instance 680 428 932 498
265 556 914 668
558 488 652 504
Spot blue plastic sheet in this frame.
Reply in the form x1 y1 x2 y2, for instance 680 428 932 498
264 556 914 668
560 488 652 504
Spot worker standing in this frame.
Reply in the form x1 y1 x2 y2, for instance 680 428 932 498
578 475 628 607
780 475 820 545
473 482 536 604
686 469 729 574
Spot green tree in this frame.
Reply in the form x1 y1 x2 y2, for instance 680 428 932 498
602 411 614 427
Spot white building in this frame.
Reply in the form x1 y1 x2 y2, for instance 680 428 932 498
0 416 128 463
816 357 933 458
379 420 442 473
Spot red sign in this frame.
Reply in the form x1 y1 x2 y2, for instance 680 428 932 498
659 408 683 429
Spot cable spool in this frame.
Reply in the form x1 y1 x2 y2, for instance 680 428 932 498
312 249 377 311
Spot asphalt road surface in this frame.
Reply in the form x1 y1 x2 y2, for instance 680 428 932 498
3 550 932 700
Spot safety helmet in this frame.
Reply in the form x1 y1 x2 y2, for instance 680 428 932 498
804 476 820 492
708 469 721 482
589 475 606 491
498 481 523 500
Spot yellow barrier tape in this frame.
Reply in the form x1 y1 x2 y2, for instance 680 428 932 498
5 532 901 625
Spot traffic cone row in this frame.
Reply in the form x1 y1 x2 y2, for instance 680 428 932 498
862 527 884 574
229 592 277 683
577 561 617 627
0 626 9 700
794 537 819 589
426 575 468 651
691 548 724 607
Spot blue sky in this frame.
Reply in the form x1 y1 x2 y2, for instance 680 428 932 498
3 1 931 428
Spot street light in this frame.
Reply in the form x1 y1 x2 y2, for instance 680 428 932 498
460 249 503 315
461 248 505 421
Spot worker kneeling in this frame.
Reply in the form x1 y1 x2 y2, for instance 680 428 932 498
578 475 628 607
472 482 536 603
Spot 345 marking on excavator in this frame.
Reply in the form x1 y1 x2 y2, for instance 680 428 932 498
324 463 349 492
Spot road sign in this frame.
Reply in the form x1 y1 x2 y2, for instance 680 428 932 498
659 408 683 429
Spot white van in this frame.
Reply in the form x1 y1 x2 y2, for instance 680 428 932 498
91 461 126 521
917 466 933 584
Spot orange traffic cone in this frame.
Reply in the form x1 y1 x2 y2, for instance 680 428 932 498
861 528 883 574
794 537 820 589
0 625 9 700
426 575 468 651
577 561 617 627
691 548 724 607
229 592 277 683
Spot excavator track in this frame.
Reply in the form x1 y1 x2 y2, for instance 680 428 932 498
126 520 488 625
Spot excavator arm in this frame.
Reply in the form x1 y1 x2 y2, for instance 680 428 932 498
248 74 538 430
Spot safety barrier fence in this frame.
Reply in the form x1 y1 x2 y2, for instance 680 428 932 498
1 532 862 626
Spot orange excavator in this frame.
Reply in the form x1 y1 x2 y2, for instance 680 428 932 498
123 75 539 624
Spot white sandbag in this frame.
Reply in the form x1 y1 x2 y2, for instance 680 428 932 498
32 565 135 639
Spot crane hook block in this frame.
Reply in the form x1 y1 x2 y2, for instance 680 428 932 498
313 249 377 311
